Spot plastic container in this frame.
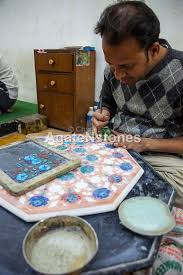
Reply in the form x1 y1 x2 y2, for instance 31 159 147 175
93 105 98 112
86 107 93 135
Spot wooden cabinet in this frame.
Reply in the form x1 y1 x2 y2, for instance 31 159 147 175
34 49 95 131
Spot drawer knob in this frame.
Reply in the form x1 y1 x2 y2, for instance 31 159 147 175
40 104 45 110
50 80 56 86
48 59 55 65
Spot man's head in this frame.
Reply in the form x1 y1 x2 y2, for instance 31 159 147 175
95 1 162 85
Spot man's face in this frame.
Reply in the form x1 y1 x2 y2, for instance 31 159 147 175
102 37 154 85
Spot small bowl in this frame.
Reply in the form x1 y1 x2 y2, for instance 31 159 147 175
23 216 98 275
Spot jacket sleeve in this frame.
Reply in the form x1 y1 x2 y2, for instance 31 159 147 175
100 66 117 118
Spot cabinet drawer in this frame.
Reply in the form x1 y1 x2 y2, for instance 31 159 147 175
37 74 74 94
35 53 74 72
38 92 74 130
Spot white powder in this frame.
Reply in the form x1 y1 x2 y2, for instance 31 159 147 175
30 226 95 274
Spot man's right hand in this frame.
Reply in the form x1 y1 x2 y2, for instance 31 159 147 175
92 108 110 135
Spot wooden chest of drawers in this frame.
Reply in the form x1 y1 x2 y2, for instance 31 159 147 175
34 49 95 132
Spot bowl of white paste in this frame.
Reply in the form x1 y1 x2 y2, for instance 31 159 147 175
118 196 175 236
23 215 98 274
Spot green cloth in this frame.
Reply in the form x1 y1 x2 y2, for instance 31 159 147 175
0 100 38 124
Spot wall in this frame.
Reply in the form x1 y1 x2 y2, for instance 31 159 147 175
1 0 183 103
0 0 114 103
146 0 183 50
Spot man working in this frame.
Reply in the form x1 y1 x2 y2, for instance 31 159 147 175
0 54 18 114
93 1 183 208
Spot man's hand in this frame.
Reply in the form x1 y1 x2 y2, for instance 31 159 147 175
111 130 183 154
92 108 110 135
111 130 147 152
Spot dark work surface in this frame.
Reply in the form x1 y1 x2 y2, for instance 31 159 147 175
0 151 176 275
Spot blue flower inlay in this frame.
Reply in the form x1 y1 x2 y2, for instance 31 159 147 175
16 173 28 182
120 162 133 171
76 142 85 146
57 145 67 151
59 172 75 181
112 152 124 158
86 155 98 162
108 175 122 183
80 165 94 174
66 193 79 203
29 195 49 207
24 155 37 161
31 158 42 165
39 164 51 171
93 188 111 199
74 147 86 153
105 144 116 149
63 141 72 145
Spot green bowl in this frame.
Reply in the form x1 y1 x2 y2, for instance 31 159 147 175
23 216 98 275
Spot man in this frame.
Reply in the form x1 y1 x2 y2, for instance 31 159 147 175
0 54 18 114
93 1 183 208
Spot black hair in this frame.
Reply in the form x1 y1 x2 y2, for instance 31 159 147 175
94 1 160 50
